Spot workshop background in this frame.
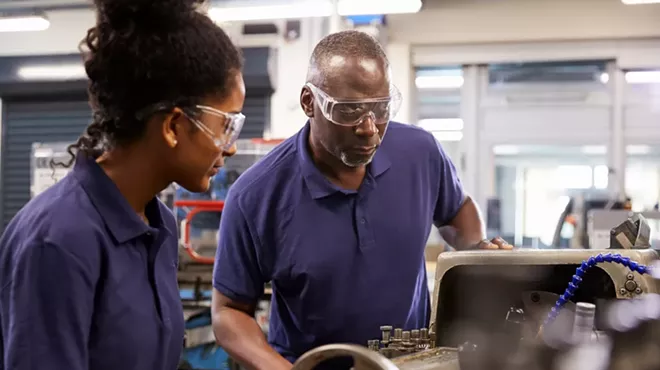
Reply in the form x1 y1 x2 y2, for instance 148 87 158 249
0 0 659 369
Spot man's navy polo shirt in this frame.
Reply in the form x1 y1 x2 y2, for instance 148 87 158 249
213 121 464 362
0 156 185 370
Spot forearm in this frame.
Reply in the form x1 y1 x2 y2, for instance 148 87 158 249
213 308 292 370
442 196 487 250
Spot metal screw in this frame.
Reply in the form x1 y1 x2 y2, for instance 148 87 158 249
380 326 392 344
531 292 541 303
620 288 627 295
635 287 643 294
627 273 635 280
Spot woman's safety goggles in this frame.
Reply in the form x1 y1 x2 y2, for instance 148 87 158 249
182 105 245 151
306 83 402 127
136 103 245 151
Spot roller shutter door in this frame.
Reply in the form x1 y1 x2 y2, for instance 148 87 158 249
241 93 270 139
1 99 91 229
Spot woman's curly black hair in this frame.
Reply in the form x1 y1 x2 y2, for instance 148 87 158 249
58 0 242 166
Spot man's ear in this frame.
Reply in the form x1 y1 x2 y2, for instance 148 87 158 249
300 86 315 118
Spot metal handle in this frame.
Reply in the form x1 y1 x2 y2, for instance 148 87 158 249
291 344 399 370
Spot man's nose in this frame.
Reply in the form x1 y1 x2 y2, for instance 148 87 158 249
355 112 378 137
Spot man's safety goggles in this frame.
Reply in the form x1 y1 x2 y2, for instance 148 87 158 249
306 83 402 127
136 103 245 151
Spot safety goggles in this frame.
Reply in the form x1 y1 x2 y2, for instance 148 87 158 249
136 103 245 151
181 105 245 151
306 83 402 127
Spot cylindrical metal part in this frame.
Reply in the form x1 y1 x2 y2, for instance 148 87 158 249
367 340 380 351
402 331 411 342
573 302 596 343
380 325 393 344
420 328 429 339
393 328 403 340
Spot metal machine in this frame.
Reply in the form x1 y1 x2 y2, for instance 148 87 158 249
290 216 660 370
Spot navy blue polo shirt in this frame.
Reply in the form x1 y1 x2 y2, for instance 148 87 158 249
213 121 464 363
0 156 185 370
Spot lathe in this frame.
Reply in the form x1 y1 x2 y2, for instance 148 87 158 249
290 216 660 370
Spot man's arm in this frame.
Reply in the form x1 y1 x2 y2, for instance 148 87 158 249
211 192 292 370
4 240 97 370
429 137 509 250
440 196 488 250
212 291 292 370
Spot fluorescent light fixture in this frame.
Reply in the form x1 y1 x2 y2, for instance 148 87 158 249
17 64 86 81
581 145 607 155
621 0 660 4
208 0 422 22
626 71 660 84
493 145 520 155
627 145 651 155
415 75 464 89
432 131 463 142
418 118 464 131
208 2 332 22
337 0 422 15
0 15 49 32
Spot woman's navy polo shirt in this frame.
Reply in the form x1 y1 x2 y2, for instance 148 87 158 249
213 121 465 363
0 156 185 370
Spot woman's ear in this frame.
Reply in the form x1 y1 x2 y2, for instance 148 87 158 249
161 107 184 148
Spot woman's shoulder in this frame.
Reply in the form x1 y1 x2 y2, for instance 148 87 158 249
4 177 106 253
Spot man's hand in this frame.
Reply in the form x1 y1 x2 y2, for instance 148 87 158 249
473 237 513 250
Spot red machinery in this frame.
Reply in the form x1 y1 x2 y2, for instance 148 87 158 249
174 199 224 264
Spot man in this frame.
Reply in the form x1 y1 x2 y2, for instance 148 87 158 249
211 30 511 370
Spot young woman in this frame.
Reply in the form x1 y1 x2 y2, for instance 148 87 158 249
0 0 245 369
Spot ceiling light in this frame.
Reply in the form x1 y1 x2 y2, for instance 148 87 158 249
17 64 86 81
581 145 607 155
626 145 651 155
621 0 660 4
493 145 520 155
432 131 463 142
600 73 609 84
415 76 464 89
208 2 332 22
418 118 464 131
337 0 422 15
626 71 660 84
0 15 49 32
208 0 422 22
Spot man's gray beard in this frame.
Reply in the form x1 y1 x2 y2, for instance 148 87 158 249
339 151 375 168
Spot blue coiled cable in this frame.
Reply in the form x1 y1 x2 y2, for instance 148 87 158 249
542 252 650 328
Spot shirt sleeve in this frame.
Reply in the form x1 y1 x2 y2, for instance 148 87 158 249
4 240 98 370
431 137 466 227
213 191 272 304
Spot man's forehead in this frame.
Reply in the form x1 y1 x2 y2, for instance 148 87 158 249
318 55 390 98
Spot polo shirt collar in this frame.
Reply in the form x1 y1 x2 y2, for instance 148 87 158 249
296 121 391 199
72 155 170 244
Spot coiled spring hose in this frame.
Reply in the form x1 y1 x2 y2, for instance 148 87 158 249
540 253 650 335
